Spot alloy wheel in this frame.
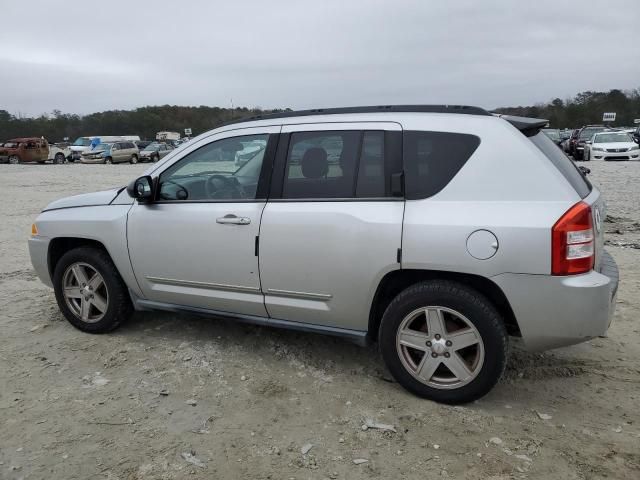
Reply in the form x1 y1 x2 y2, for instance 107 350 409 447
396 306 485 389
62 262 109 323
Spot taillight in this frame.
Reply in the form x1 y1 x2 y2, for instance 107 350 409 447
552 202 594 275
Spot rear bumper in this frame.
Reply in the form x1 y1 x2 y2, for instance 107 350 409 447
28 235 53 288
492 250 619 351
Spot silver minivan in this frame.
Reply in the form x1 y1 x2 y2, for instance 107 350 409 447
28 105 619 403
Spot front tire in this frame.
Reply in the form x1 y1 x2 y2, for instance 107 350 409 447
378 280 507 404
104 157 113 164
54 153 65 164
53 247 132 333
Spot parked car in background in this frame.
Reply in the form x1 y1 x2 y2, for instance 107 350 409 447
48 143 70 164
28 105 618 404
139 142 174 162
0 137 49 163
80 141 140 164
566 129 580 156
633 125 640 144
69 135 141 161
584 131 640 161
542 128 562 147
574 125 609 160
234 138 267 165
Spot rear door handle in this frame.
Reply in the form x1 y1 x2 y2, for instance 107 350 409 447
216 214 251 225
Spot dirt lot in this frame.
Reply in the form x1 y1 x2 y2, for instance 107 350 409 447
0 162 639 480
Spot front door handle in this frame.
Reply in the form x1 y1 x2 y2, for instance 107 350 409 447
216 214 251 225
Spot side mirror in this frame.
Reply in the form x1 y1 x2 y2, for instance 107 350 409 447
127 175 154 202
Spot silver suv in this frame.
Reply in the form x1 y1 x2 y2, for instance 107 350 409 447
28 106 619 403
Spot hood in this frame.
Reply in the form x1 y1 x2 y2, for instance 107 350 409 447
595 142 637 150
82 149 107 156
43 188 123 211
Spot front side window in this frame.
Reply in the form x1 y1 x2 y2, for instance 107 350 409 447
403 131 480 200
158 134 268 201
282 130 389 199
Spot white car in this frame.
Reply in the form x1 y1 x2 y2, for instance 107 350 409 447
584 131 640 161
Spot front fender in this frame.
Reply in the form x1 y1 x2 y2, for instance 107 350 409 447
33 204 143 298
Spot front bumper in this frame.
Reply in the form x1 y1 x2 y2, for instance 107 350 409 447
28 235 53 288
593 149 640 160
492 250 619 351
80 157 105 164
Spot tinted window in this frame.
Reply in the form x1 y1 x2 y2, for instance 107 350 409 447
158 134 268 201
283 131 361 198
356 131 386 197
403 131 480 200
530 132 591 198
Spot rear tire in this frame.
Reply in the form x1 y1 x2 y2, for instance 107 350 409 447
54 153 65 164
130 155 138 164
53 247 132 333
378 280 507 404
9 155 19 164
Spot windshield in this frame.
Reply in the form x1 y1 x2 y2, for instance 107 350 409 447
92 143 111 151
594 133 632 143
73 137 93 147
143 144 160 152
580 128 606 139
543 129 560 140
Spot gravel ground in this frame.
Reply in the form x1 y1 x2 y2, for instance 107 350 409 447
0 161 639 480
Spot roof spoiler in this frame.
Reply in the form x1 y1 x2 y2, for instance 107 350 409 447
494 114 548 137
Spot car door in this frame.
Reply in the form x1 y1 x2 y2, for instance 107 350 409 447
259 122 404 331
159 144 170 159
109 143 120 162
127 126 279 316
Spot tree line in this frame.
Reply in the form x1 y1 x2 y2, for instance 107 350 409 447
0 105 288 143
493 88 640 129
1 88 639 142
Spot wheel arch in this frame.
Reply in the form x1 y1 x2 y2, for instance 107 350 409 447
48 237 112 279
368 269 520 342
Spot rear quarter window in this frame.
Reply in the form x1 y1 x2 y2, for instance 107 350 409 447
530 132 592 198
403 131 480 199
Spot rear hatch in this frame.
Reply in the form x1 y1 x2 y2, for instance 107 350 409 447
529 128 605 271
498 115 605 271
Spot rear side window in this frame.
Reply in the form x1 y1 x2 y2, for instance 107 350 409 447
281 130 394 199
530 132 591 198
403 131 480 200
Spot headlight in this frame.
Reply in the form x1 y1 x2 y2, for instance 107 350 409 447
592 147 604 151
629 144 639 151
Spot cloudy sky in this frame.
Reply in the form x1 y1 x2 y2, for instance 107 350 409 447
1 0 639 116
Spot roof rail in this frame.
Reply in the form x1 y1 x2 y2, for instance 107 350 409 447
223 104 491 126
495 114 548 137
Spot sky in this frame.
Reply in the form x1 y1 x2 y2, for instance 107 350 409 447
1 0 639 117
